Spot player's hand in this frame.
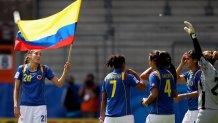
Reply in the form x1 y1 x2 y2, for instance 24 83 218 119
64 62 71 73
99 120 104 123
180 52 188 65
14 106 21 118
174 94 186 103
184 21 195 35
141 98 147 106
99 117 104 123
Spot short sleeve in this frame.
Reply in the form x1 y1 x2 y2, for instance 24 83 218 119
127 74 139 87
44 65 55 80
101 80 106 92
199 57 216 76
181 71 189 80
14 65 23 81
149 72 159 90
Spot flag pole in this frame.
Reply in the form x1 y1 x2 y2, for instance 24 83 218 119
13 11 21 24
66 0 82 63
67 44 73 63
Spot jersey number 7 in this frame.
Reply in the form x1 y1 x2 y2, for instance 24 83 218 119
110 80 117 97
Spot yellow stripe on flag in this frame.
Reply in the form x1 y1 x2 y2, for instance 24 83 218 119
17 0 82 41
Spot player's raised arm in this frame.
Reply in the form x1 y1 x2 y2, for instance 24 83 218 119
126 69 146 91
140 67 153 81
184 21 217 74
51 62 71 87
184 21 203 60
176 53 187 84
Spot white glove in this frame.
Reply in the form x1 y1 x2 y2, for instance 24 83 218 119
184 21 196 35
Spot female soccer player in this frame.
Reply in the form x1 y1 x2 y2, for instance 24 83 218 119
142 50 178 123
184 21 218 123
13 50 71 123
99 55 146 123
175 50 202 123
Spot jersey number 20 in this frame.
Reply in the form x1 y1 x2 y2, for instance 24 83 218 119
164 79 172 97
110 80 116 97
23 74 32 82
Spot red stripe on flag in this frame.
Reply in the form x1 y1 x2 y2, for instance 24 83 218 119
15 35 74 51
15 38 46 51
47 35 74 49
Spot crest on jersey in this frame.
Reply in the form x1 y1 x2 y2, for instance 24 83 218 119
189 81 193 86
37 75 42 80
151 83 155 87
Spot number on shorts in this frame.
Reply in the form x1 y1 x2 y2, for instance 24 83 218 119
110 80 116 97
164 79 172 97
41 115 47 122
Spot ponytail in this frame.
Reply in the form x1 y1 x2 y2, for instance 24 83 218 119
24 50 33 64
106 55 125 69
24 55 30 64
106 55 115 68
169 63 177 81
151 50 177 80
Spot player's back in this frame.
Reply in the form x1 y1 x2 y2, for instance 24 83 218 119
103 70 133 117
149 68 176 114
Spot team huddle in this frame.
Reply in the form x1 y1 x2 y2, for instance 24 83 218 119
13 22 218 123
99 21 218 123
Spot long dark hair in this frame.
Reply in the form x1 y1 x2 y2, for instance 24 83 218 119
160 51 177 80
106 55 125 69
149 50 177 79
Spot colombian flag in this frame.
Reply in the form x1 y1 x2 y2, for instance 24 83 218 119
15 0 82 51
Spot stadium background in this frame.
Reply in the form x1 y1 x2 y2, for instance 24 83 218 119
0 0 218 123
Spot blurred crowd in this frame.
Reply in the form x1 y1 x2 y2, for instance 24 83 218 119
62 73 100 118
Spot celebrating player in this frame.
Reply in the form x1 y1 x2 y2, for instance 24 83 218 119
175 50 202 123
99 55 146 123
142 50 178 123
13 50 71 123
184 21 218 123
